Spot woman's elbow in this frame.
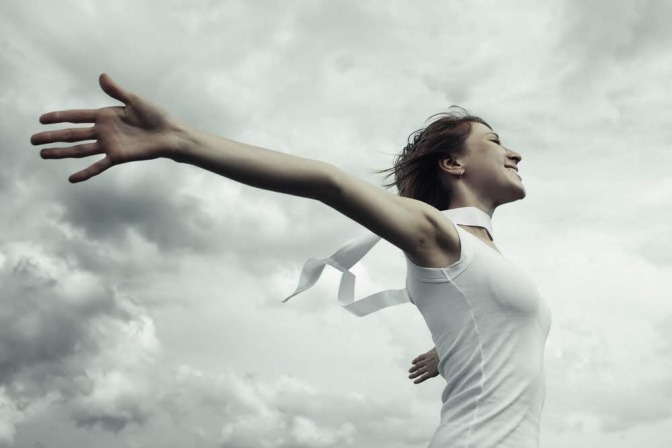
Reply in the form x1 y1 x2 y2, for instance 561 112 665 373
316 163 344 205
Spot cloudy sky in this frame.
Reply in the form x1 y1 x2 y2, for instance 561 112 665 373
2 0 672 446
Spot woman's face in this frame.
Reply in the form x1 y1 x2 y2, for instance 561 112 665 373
460 122 525 205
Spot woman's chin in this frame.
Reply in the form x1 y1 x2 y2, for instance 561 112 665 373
513 180 526 199
504 185 526 203
518 186 527 200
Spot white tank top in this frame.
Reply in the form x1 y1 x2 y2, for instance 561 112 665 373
283 207 553 448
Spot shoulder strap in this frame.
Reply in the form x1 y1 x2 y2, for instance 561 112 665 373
281 230 411 317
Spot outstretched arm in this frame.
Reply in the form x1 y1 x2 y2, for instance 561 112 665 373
31 74 458 262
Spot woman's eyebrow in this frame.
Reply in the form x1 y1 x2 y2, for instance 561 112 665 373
487 132 500 139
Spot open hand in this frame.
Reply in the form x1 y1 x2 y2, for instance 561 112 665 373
408 347 439 384
31 73 183 183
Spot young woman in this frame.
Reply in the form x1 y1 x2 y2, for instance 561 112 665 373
31 73 552 447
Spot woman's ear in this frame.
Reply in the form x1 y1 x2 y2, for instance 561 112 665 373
438 156 463 177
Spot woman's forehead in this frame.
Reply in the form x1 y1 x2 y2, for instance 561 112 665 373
471 122 495 136
465 123 497 146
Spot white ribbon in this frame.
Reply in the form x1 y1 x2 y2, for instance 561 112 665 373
281 230 410 316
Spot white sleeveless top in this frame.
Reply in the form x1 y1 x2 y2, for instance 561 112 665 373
283 207 553 448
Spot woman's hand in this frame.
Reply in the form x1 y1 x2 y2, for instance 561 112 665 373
408 347 439 384
31 73 185 183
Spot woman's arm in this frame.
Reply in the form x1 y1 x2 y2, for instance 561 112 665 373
172 130 445 259
32 74 455 260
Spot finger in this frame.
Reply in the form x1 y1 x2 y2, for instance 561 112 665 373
40 109 97 124
99 73 134 104
414 370 433 383
69 156 113 183
413 376 426 384
412 355 425 363
415 373 431 384
409 371 425 380
40 143 100 159
409 366 425 378
409 363 423 373
31 127 96 145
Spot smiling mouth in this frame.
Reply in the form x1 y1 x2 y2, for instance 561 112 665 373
507 167 521 178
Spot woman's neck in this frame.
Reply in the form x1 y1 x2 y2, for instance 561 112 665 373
448 201 494 218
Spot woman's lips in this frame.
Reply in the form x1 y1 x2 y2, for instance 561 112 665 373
507 167 521 178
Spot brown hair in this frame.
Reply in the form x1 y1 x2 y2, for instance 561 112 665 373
374 107 491 210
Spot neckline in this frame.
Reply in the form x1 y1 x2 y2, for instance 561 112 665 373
459 228 507 259
441 207 508 259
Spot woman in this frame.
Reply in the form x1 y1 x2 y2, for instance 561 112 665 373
31 73 552 447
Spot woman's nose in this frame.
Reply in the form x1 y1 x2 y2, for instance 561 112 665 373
507 149 522 164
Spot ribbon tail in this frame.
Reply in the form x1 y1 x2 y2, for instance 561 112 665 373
282 258 328 303
340 287 411 317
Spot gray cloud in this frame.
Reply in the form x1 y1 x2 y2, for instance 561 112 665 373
559 0 672 62
153 367 433 448
0 241 159 444
55 173 213 252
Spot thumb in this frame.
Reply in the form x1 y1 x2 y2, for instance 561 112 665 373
99 73 133 104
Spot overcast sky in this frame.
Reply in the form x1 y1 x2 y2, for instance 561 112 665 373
2 0 672 447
